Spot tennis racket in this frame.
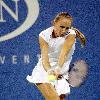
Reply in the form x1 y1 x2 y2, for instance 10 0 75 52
68 59 88 87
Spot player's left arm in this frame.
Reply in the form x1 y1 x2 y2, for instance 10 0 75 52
57 34 76 68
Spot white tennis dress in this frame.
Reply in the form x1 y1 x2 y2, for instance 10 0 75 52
26 26 76 95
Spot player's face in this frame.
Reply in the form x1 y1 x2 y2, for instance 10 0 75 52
53 17 72 37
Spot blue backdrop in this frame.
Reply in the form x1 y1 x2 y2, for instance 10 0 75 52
0 0 100 100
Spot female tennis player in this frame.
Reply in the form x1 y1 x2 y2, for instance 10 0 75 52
26 12 86 100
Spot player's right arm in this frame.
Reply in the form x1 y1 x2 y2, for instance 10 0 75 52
39 36 51 72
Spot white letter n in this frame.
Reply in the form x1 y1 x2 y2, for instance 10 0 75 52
0 0 19 22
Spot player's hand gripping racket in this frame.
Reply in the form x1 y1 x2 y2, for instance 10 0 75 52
48 60 88 88
48 67 62 82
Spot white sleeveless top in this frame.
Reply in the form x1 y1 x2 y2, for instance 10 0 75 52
27 26 76 83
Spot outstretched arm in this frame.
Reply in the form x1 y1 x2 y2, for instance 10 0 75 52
57 34 76 68
39 37 51 71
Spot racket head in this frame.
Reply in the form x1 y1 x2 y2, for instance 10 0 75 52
68 60 88 87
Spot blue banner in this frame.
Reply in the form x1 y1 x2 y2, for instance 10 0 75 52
0 0 99 100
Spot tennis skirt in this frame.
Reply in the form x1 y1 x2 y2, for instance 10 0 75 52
26 58 71 95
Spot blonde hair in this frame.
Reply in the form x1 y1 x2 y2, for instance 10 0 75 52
53 12 73 23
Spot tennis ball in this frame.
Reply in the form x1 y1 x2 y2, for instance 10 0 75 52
48 75 57 82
